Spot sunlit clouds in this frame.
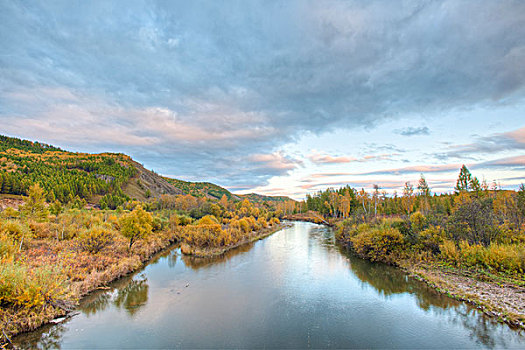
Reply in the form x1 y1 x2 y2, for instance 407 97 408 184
1 0 524 199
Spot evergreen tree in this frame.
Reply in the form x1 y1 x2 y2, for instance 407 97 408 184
417 174 431 197
455 165 474 193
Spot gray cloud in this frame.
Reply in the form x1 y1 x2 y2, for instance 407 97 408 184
439 127 525 159
395 126 430 136
1 0 525 187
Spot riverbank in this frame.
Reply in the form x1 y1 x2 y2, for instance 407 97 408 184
335 233 525 330
0 228 179 346
290 216 525 330
180 222 291 257
406 263 525 329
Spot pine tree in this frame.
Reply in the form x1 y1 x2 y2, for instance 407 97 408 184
455 165 473 193
417 174 431 196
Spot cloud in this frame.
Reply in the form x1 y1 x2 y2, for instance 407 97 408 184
440 127 525 159
475 155 525 169
395 126 430 136
1 0 525 189
356 164 462 176
308 151 398 165
308 153 357 164
249 152 302 174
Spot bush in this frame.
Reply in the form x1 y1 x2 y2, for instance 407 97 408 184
350 227 404 262
0 220 32 248
417 225 444 254
0 262 68 309
440 240 459 263
410 211 427 232
77 227 114 254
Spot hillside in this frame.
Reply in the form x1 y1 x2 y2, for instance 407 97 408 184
239 193 292 204
164 178 294 204
164 177 240 200
0 135 294 206
0 135 137 204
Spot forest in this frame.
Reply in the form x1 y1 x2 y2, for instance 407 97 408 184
292 166 525 279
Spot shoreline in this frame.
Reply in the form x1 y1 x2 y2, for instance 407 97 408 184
181 222 291 258
1 232 179 346
405 264 525 330
4 223 290 345
282 217 525 331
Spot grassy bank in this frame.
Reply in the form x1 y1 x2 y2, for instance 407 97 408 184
180 222 290 257
334 215 525 329
0 208 178 345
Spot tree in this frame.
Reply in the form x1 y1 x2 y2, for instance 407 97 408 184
417 174 431 197
447 197 500 246
119 206 153 251
373 184 380 217
517 184 525 232
454 165 480 193
402 182 415 214
20 183 48 221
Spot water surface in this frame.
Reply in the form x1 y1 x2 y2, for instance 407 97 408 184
15 222 525 348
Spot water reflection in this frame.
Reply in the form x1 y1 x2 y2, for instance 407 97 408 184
12 322 67 350
181 242 255 270
13 222 524 349
81 274 149 317
336 244 523 348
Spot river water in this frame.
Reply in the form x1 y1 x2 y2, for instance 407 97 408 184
14 222 525 349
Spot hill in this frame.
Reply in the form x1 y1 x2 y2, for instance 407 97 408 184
164 178 240 200
0 134 294 206
239 193 293 204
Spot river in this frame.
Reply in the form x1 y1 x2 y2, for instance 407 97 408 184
14 222 525 348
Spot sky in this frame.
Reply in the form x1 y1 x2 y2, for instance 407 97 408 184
1 0 524 200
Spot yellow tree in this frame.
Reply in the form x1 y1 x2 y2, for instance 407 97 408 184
402 182 415 214
119 206 153 251
340 196 350 219
21 183 48 221
219 194 229 209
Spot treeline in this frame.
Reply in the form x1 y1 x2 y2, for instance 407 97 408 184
0 135 136 203
300 165 525 276
164 178 236 200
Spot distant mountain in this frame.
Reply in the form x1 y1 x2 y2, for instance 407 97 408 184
163 177 240 200
239 193 293 204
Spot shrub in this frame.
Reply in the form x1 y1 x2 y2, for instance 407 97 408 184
418 225 444 254
440 240 459 263
410 211 427 232
0 262 68 309
482 244 524 274
198 215 219 225
78 227 114 254
257 216 268 228
1 207 19 219
0 220 32 248
350 227 404 263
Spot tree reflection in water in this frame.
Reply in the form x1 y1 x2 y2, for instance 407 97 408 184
181 242 255 270
335 243 523 348
12 322 67 350
113 276 149 317
80 274 149 317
